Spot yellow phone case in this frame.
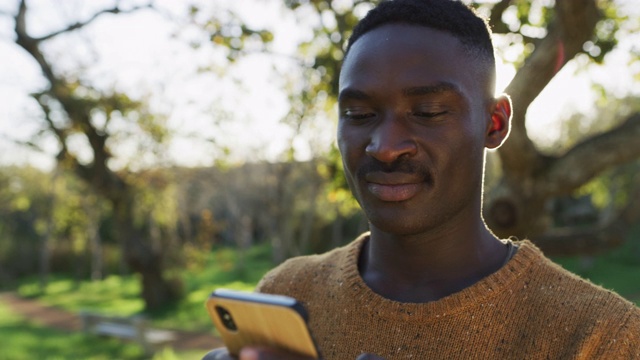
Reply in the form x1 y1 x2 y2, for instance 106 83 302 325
206 289 319 358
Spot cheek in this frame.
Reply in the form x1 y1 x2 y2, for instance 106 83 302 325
336 123 349 155
437 127 486 176
337 126 365 162
456 135 487 181
337 129 368 201
337 133 357 179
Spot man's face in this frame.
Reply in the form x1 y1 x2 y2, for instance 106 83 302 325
337 24 493 236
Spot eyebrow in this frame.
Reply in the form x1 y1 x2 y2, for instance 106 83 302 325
338 88 371 103
338 82 463 103
402 82 462 97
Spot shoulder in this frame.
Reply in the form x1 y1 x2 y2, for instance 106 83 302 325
517 241 634 308
502 241 640 355
516 241 640 346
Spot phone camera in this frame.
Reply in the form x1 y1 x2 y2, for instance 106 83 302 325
215 306 238 331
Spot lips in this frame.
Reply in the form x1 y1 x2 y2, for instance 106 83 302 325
364 172 427 202
367 182 423 202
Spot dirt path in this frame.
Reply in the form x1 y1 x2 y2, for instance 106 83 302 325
0 292 223 352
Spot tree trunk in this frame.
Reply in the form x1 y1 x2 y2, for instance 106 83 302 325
90 226 103 281
483 176 550 239
113 196 179 311
39 221 52 291
84 198 103 281
484 163 640 256
39 169 58 291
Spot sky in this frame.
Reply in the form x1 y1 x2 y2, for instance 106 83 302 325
0 0 638 171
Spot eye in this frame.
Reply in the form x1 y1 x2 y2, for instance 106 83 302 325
412 110 447 118
342 108 376 121
410 103 448 119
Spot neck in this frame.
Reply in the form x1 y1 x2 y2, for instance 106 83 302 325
359 219 508 303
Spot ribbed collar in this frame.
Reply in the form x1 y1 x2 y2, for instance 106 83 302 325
339 233 542 322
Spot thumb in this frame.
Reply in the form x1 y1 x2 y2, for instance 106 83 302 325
356 353 387 360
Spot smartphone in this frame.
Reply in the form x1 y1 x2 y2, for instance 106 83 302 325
206 288 320 358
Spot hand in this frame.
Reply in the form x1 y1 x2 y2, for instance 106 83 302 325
202 347 387 360
238 347 388 360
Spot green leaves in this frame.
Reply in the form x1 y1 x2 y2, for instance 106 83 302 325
189 5 274 62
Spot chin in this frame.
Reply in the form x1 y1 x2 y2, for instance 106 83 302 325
367 212 431 236
366 204 460 237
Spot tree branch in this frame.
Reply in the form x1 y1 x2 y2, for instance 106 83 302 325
540 112 640 196
0 135 45 154
35 3 154 42
498 0 600 177
36 92 110 187
32 93 68 150
14 0 59 84
488 0 513 34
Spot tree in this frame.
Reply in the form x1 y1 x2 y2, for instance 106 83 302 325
265 0 640 255
479 0 640 252
6 0 180 310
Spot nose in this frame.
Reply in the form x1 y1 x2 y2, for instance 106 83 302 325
365 114 418 163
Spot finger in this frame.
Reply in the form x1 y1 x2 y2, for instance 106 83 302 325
356 353 387 360
202 347 234 360
240 346 317 360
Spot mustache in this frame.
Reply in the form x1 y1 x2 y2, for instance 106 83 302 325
357 157 431 179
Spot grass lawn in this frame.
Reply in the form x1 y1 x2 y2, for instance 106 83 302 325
2 245 273 360
14 244 273 332
0 298 204 360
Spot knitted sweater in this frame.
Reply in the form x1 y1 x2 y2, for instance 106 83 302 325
256 234 640 359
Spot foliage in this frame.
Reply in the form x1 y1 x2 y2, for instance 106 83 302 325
574 161 640 213
187 3 274 62
477 0 621 67
0 167 53 274
0 166 130 280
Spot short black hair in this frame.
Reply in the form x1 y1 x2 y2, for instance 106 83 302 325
347 0 494 60
345 0 496 94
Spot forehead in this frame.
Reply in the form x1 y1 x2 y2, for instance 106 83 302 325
340 24 484 100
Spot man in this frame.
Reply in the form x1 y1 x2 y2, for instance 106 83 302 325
205 0 640 358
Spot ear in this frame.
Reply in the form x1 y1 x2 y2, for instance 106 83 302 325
485 94 512 149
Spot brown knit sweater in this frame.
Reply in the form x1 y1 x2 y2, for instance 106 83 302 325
256 233 640 359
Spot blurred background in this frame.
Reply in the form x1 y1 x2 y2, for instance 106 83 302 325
1 0 639 359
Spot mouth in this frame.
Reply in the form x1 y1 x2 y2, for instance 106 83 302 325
364 172 427 202
367 182 423 202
